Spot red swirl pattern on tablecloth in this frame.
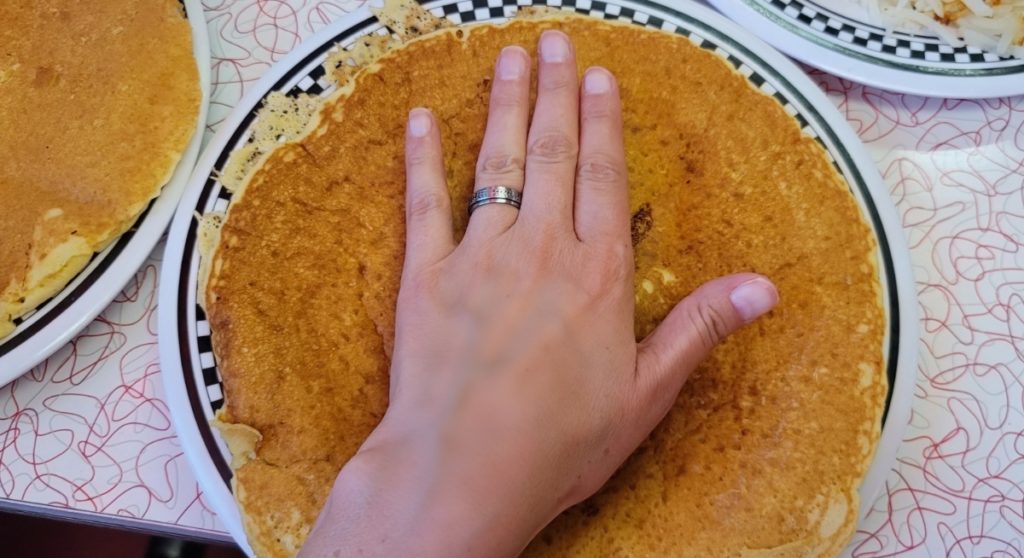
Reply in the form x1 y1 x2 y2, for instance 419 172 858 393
0 1 1021 555
0 249 220 533
813 78 1024 557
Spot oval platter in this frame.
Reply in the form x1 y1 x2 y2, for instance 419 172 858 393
707 0 1024 98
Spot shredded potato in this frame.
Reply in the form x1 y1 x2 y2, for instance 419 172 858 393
857 0 1024 58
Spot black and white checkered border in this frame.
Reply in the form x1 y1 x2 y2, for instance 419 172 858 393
766 0 1010 65
188 0 874 416
192 308 222 411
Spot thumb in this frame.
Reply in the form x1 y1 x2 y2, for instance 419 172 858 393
635 273 778 424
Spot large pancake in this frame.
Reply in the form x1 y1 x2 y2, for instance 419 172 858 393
205 11 887 558
0 0 200 337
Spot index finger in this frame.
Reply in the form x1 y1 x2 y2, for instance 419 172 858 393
574 67 628 245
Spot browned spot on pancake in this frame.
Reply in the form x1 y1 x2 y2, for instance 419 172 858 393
631 202 653 247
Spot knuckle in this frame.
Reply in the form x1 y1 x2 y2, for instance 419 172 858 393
405 148 438 168
592 262 629 295
605 240 633 269
579 243 631 296
577 154 625 184
540 73 575 93
581 101 617 122
523 232 558 264
528 132 579 165
401 268 439 298
475 248 502 277
687 300 732 352
401 268 455 311
476 153 525 179
517 231 566 272
406 191 449 220
533 221 574 248
489 89 526 110
637 341 675 397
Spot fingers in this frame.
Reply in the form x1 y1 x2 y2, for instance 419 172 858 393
574 67 628 244
520 31 579 230
467 46 531 240
635 274 779 428
403 108 455 273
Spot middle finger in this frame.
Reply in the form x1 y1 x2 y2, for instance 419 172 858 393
519 30 579 232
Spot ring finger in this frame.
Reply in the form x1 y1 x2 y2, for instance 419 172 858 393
466 45 531 240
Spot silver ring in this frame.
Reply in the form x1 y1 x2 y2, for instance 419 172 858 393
468 186 522 215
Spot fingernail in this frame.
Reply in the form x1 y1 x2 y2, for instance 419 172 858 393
729 279 778 323
540 31 569 63
497 47 525 80
584 69 611 95
408 109 431 138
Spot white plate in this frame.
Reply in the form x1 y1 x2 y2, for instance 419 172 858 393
158 0 918 554
706 0 1024 98
0 0 211 383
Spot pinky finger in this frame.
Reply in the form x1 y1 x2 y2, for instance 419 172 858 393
404 108 455 272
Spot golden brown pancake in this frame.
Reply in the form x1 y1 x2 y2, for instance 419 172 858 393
206 10 886 558
0 0 200 337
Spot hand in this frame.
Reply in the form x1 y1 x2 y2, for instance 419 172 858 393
300 30 778 557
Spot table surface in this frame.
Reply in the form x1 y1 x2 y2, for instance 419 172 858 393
2 0 1022 555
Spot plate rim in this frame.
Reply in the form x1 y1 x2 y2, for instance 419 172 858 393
158 8 378 553
706 0 1024 98
0 0 212 382
158 0 919 553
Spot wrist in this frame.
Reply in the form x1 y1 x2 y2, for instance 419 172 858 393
308 425 557 558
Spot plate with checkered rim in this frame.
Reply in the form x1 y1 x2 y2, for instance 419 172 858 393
707 0 1024 98
0 0 211 384
158 0 918 553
